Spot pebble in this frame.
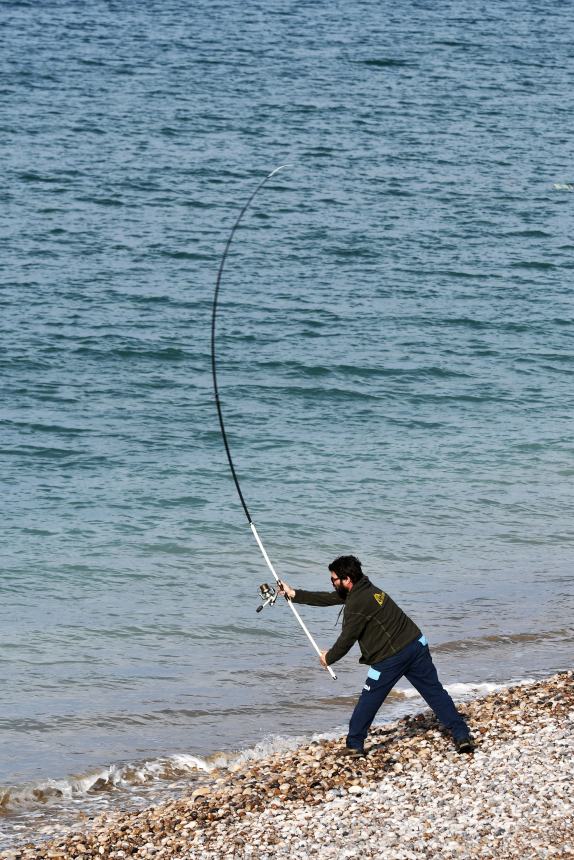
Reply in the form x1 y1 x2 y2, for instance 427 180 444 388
3 672 573 860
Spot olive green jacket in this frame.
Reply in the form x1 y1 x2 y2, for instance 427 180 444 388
293 576 421 666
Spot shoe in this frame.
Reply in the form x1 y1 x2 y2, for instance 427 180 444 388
336 746 366 759
454 736 475 754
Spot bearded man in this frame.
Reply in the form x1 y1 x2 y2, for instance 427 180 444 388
278 555 474 757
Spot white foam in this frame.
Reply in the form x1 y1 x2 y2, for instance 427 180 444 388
395 677 536 702
168 754 212 773
224 733 310 771
0 754 215 811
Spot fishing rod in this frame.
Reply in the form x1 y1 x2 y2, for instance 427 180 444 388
211 165 337 681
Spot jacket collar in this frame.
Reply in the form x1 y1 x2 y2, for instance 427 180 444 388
348 576 371 597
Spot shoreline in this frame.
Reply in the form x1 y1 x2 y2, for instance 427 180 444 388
5 671 573 860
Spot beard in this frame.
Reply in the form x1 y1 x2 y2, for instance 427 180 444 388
335 584 348 599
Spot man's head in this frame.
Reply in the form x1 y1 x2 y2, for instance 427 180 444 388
329 555 363 596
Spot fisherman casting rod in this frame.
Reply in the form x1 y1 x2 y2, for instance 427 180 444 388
211 165 337 681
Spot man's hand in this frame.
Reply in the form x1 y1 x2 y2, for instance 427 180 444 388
319 650 328 668
277 580 295 600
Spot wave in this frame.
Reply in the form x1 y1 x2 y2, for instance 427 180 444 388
509 260 556 271
0 737 325 817
396 680 512 701
362 58 410 68
1 420 91 437
503 229 552 238
0 445 84 460
433 628 574 654
0 755 212 814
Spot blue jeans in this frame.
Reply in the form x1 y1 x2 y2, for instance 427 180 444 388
347 635 469 750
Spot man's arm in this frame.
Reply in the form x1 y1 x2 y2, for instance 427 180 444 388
277 581 344 607
325 610 367 665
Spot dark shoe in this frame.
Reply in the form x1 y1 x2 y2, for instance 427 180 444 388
454 736 475 754
336 746 366 759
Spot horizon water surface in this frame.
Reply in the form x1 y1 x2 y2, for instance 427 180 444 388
1 0 573 850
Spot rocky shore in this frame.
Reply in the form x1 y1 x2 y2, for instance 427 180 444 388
5 672 573 860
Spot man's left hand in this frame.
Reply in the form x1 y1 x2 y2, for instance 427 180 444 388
319 650 328 667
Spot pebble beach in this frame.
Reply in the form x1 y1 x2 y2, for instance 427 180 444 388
5 672 572 860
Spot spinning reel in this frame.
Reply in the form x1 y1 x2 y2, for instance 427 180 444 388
256 582 278 613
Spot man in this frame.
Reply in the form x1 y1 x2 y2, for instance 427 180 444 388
278 555 474 758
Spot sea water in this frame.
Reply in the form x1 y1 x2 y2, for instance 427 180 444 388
1 0 573 849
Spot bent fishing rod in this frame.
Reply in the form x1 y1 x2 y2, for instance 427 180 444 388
211 165 337 681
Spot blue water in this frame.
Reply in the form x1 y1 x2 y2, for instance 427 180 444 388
1 0 573 848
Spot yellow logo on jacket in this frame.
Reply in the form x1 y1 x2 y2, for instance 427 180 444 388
373 592 385 606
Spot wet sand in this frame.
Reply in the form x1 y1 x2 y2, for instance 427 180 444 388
5 671 573 860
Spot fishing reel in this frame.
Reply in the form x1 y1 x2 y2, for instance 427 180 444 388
256 582 278 613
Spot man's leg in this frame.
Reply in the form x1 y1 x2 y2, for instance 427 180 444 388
346 674 401 751
404 640 470 741
346 647 416 751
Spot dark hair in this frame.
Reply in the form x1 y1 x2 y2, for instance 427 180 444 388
329 555 363 584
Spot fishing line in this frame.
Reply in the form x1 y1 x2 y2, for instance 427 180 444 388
211 166 337 680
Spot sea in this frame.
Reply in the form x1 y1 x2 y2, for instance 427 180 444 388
1 0 573 850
